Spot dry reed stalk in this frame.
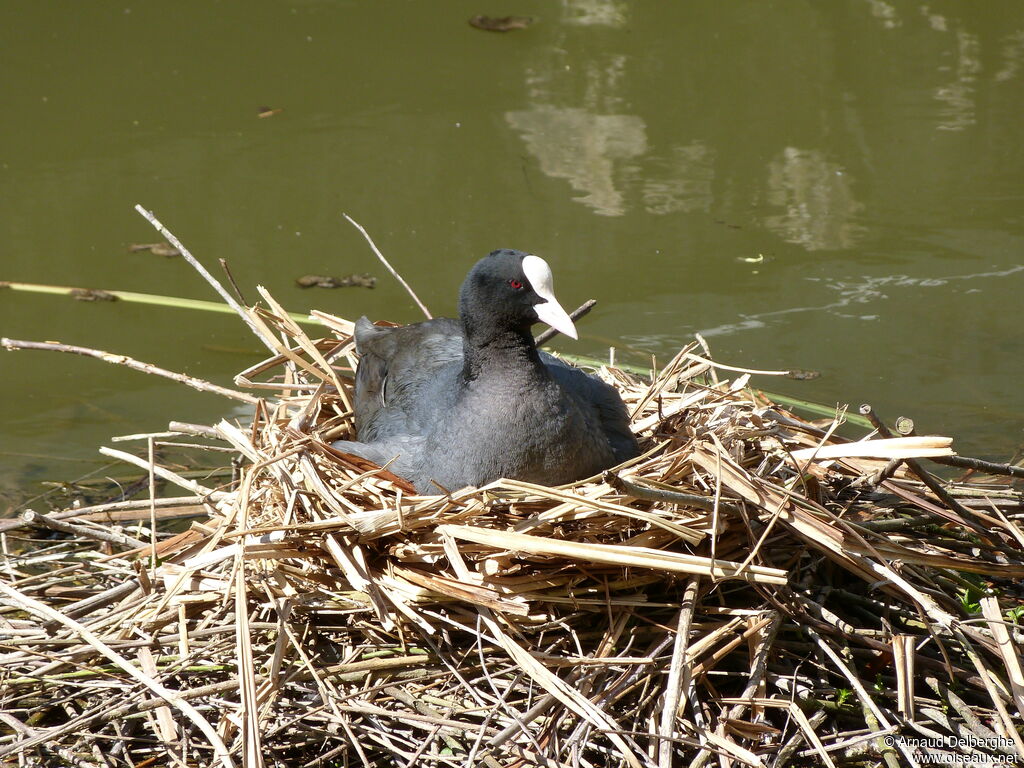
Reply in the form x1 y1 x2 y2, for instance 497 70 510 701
1 218 1023 767
0 338 260 405
342 213 432 319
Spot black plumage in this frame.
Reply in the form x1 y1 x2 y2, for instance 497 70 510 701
333 249 639 492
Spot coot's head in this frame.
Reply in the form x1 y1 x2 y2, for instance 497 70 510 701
459 249 577 340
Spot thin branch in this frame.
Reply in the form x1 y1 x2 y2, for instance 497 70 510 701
134 204 278 352
534 299 597 346
343 213 432 319
19 510 146 550
1 338 260 404
219 258 250 306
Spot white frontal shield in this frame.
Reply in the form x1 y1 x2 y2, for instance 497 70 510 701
522 254 578 340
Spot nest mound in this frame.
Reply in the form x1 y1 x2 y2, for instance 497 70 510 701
2 298 1023 768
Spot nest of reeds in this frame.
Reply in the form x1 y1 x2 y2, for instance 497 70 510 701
2 218 1023 768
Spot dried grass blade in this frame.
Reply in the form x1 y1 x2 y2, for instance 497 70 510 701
235 564 265 767
436 524 787 584
308 309 355 337
682 353 791 376
688 724 765 767
786 703 839 768
137 645 181 747
980 596 1024 729
98 446 224 499
504 479 705 544
631 388 710 433
690 445 769 507
392 566 530 616
892 634 916 719
789 436 954 461
256 285 346 394
0 579 235 768
658 577 700 768
439 533 645 768
343 213 432 319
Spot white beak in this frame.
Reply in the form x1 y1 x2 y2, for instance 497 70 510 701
522 254 578 340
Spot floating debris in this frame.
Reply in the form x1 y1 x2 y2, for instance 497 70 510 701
786 367 820 380
69 287 118 302
295 273 377 289
257 105 283 119
469 14 533 31
129 242 181 258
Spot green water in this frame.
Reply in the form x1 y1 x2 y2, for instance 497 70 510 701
2 1 1022 502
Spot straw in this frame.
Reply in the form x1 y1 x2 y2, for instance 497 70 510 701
1 216 1022 766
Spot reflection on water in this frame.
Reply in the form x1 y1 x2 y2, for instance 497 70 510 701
642 142 715 215
921 6 947 32
763 148 864 251
865 0 900 29
506 106 646 217
507 1 1024 245
915 6 1024 131
563 0 628 27
509 6 643 217
507 96 716 218
508 2 870 240
935 29 981 131
995 30 1024 82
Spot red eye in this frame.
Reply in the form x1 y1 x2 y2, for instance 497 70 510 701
509 279 524 290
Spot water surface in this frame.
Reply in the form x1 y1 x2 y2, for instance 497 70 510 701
2 1 1022 501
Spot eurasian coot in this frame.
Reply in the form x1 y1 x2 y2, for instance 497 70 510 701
332 249 639 492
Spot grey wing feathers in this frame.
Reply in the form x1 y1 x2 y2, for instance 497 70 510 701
352 316 463 442
542 354 639 464
331 435 428 482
